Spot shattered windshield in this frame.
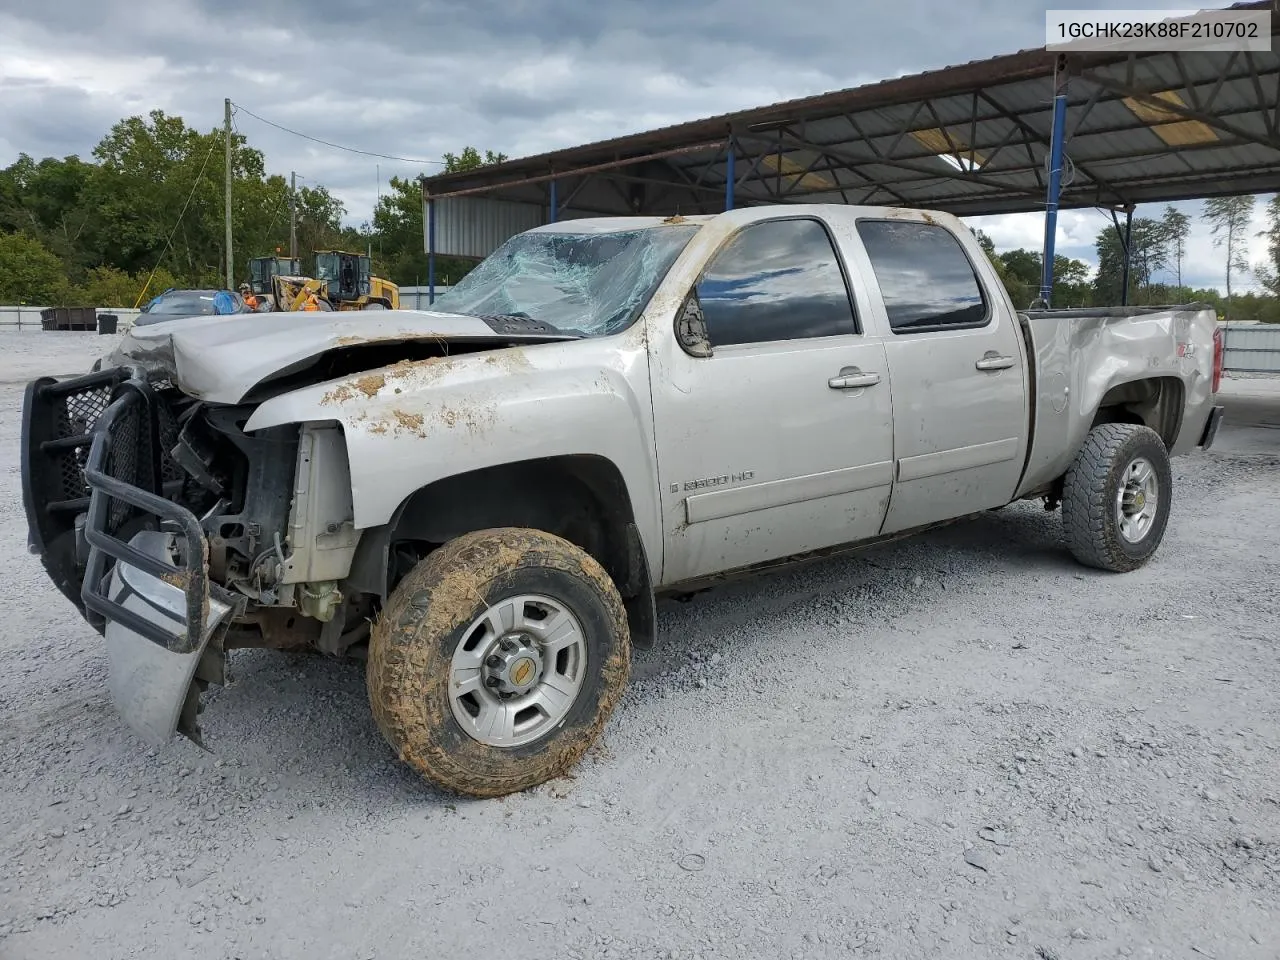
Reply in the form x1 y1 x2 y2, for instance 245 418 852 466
432 224 701 337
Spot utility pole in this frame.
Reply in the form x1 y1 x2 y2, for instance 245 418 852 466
289 170 298 260
224 98 233 289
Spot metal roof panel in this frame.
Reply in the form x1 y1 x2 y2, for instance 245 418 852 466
422 1 1277 229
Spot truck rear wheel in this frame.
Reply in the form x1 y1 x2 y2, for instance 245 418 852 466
1062 423 1172 572
367 527 631 797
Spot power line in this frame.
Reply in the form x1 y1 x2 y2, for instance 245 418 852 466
230 102 447 166
262 177 291 245
231 110 293 249
133 134 222 308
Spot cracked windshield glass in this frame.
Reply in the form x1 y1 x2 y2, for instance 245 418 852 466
431 224 700 336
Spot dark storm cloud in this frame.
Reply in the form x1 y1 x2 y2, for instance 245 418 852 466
2 0 1272 291
197 0 1040 78
469 87 581 122
1 0 1051 199
0 80 122 159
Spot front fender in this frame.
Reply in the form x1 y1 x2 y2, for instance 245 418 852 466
243 338 663 578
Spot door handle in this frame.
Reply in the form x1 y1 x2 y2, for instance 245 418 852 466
975 354 1016 371
828 367 881 390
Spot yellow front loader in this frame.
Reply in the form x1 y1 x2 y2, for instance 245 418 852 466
247 256 303 296
269 274 334 312
314 251 399 310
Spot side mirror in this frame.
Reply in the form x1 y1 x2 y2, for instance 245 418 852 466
676 289 712 358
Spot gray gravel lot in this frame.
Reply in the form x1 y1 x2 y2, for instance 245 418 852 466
2 329 1278 960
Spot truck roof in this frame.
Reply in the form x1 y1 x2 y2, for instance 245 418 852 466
526 204 967 236
528 215 717 235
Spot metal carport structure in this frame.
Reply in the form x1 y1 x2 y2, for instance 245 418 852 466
420 1 1280 306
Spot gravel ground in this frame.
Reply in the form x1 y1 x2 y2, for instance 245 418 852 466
2 329 1278 960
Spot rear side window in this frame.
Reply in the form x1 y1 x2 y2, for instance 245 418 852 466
697 218 859 346
856 220 988 332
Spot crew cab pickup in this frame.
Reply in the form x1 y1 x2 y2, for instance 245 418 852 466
21 205 1225 797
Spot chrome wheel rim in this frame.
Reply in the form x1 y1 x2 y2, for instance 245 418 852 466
448 594 588 747
1115 456 1159 544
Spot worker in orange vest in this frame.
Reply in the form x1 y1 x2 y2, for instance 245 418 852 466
302 291 323 311
239 284 261 310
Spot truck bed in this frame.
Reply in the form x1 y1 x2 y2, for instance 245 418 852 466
1014 302 1219 500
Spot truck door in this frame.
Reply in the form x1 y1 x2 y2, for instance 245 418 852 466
650 216 895 585
854 218 1029 534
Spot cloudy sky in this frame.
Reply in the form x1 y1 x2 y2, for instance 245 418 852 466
0 0 1273 292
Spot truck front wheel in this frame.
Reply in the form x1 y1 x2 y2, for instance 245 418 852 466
367 527 631 797
1062 423 1173 572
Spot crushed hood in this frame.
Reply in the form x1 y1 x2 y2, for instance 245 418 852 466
108 309 576 405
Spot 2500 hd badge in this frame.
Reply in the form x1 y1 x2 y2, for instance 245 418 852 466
672 470 755 493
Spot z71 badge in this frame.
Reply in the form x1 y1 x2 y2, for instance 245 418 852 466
670 471 754 493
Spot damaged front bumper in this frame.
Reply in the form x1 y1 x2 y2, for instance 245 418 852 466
23 367 243 745
103 530 236 744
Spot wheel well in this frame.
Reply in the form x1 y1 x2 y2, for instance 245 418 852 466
346 455 656 648
1091 377 1184 449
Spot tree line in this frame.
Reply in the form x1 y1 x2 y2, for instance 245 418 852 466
978 195 1280 322
0 111 501 307
2 109 1279 322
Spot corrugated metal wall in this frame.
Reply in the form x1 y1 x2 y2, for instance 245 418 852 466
428 196 546 259
1222 322 1280 374
426 196 599 259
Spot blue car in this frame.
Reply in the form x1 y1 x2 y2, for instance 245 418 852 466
136 288 250 326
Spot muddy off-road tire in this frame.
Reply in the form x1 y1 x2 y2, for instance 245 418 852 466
1062 423 1173 573
367 527 631 798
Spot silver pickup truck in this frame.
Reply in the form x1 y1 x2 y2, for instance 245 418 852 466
22 205 1224 797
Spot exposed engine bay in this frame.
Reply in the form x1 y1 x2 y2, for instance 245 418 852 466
28 309 582 656
25 369 385 654
20 307 601 746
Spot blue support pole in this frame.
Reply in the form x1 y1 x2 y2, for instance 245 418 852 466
549 178 558 223
724 137 736 211
427 197 436 306
1037 59 1068 306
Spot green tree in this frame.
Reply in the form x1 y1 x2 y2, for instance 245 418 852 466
972 228 997 258
2 109 390 299
370 176 432 285
86 110 225 279
1052 255 1092 307
85 110 320 286
972 229 1011 287
1204 195 1255 318
1161 204 1191 289
993 248 1091 308
1254 194 1280 298
292 185 352 266
442 147 509 172
971 229 1025 307
1093 218 1166 305
370 147 509 287
74 265 181 308
996 249 1041 307
1130 221 1168 299
0 232 71 303
0 155 94 259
